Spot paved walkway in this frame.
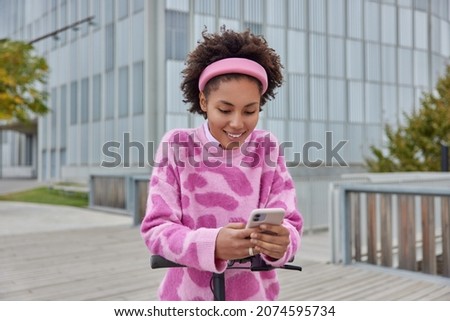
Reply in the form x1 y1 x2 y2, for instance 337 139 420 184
2 217 449 301
0 201 131 236
0 178 131 236
0 178 45 195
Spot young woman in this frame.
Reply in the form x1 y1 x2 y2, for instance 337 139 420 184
141 29 303 300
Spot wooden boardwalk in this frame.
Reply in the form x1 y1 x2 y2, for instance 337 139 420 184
1 224 450 301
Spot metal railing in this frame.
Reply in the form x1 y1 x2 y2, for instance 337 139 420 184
88 174 149 225
89 175 129 213
335 183 450 277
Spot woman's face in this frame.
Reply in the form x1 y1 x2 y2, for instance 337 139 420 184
200 77 261 150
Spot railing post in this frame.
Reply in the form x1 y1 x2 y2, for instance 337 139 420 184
442 196 450 277
351 192 361 262
398 195 416 271
380 194 393 267
89 175 95 208
133 177 149 226
340 187 352 264
421 196 436 274
367 193 377 264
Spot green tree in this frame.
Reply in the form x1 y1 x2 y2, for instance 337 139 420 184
0 39 49 122
366 65 450 172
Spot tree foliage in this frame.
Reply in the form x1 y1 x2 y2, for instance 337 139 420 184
366 65 450 172
0 39 49 122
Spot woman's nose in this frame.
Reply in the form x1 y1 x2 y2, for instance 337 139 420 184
229 113 244 129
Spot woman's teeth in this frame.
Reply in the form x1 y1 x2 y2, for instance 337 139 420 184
227 132 243 138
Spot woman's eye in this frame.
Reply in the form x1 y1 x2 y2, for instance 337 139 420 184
245 111 256 115
219 109 231 114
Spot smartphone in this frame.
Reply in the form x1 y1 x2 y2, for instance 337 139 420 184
245 208 285 229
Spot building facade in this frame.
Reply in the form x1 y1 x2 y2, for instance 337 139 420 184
1 0 450 229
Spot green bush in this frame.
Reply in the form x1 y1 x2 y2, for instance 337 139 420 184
366 65 450 172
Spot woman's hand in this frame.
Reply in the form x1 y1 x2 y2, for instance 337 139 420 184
249 224 290 260
215 223 256 261
215 223 290 261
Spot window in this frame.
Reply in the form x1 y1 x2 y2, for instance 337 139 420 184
50 149 56 178
288 74 308 120
310 34 326 76
309 0 325 33
81 78 89 123
165 10 189 60
133 0 144 13
60 148 67 166
399 8 413 47
60 0 68 45
220 0 240 19
93 74 102 121
118 0 129 19
195 0 215 14
381 4 396 45
105 0 115 24
92 0 102 28
288 30 306 74
245 0 263 23
105 23 115 71
365 83 381 123
80 0 89 35
414 11 427 50
414 0 428 11
366 43 381 81
25 134 33 166
382 45 397 84
329 79 347 122
133 62 144 114
348 81 364 123
51 9 58 49
310 77 327 121
105 71 115 119
42 150 48 180
51 88 57 147
347 0 363 39
60 85 67 148
243 22 263 36
70 0 78 41
119 66 129 117
70 81 78 125
328 37 345 78
347 40 363 80
328 0 345 36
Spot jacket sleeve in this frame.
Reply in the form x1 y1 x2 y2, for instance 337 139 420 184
260 139 303 267
140 132 227 273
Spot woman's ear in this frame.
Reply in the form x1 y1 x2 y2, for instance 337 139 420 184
199 92 207 112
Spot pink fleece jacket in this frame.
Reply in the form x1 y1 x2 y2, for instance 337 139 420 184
141 125 303 300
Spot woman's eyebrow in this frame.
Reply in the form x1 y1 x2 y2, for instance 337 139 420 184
218 100 259 108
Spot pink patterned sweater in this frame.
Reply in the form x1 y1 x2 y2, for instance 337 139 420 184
141 125 303 300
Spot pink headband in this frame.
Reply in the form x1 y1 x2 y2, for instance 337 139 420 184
198 58 268 94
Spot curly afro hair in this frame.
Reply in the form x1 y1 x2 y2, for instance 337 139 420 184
180 28 283 118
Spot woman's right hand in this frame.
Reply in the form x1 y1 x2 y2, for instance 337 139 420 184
215 223 256 261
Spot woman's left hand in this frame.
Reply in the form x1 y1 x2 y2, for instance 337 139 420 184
249 224 290 260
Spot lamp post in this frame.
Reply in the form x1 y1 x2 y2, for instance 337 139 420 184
28 16 96 45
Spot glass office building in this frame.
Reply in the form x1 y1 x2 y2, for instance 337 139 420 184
1 0 449 228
